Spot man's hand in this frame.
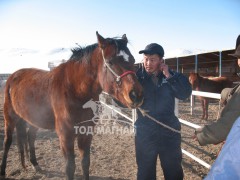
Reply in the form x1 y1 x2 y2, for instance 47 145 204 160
192 132 198 141
193 127 203 142
160 63 171 78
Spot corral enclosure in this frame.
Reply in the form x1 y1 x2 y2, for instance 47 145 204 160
0 91 222 179
0 49 238 179
163 49 239 82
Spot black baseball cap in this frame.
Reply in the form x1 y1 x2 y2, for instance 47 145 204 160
229 45 240 58
235 35 240 49
229 35 240 58
139 43 164 57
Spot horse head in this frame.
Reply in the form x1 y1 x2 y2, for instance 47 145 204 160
189 72 200 90
96 32 143 108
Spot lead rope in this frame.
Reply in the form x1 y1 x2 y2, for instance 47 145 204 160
138 108 193 138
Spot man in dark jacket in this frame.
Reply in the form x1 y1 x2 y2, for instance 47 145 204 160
135 43 192 180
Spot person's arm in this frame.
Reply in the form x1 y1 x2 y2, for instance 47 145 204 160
204 117 240 179
195 86 240 145
166 72 192 100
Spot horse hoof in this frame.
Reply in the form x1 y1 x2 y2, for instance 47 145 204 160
0 170 6 177
32 165 42 172
0 175 6 179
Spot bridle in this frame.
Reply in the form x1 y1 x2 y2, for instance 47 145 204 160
101 49 136 84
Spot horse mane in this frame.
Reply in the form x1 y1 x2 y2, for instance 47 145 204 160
69 36 128 63
69 43 98 63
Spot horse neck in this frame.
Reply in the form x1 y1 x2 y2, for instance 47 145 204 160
196 75 204 90
56 56 102 100
198 76 218 91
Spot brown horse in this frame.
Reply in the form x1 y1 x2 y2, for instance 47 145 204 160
0 32 143 180
189 72 233 120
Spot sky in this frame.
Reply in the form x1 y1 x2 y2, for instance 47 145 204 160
0 0 239 73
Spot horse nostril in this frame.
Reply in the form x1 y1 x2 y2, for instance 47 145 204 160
130 90 144 104
129 90 137 103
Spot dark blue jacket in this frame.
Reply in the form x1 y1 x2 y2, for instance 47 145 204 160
135 66 192 127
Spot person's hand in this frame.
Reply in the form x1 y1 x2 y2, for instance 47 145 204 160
160 62 171 78
192 127 203 142
192 131 198 141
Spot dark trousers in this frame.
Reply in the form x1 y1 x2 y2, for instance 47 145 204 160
135 125 183 180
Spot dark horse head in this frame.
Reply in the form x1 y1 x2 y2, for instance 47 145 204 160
69 32 143 108
189 72 200 90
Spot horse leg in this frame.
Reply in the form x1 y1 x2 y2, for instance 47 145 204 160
27 125 40 171
15 119 28 170
0 110 17 176
56 124 75 180
77 134 93 180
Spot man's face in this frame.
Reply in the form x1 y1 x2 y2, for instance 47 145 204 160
143 54 163 74
238 58 240 67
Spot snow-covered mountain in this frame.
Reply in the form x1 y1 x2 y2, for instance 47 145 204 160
0 48 72 73
165 48 209 58
1 47 214 73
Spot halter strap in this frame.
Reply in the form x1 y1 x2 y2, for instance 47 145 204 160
101 50 136 83
118 71 136 81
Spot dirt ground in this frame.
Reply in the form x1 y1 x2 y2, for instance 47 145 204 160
0 91 222 180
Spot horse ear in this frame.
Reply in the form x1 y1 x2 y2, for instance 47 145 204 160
96 31 106 49
122 34 128 43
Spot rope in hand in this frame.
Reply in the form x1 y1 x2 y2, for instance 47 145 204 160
138 108 193 138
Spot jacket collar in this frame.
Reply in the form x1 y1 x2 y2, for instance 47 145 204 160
141 67 165 80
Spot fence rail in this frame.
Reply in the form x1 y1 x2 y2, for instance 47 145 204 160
190 91 221 115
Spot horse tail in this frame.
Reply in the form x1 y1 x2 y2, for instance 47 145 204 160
4 76 11 105
16 120 29 169
4 75 29 169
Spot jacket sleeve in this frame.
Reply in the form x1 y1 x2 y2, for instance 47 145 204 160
196 85 240 146
204 117 240 179
166 72 192 100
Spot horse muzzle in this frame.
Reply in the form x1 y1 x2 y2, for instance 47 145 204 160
128 90 144 108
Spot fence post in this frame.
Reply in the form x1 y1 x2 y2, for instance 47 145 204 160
219 51 222 77
195 55 198 73
132 109 137 125
190 94 194 115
